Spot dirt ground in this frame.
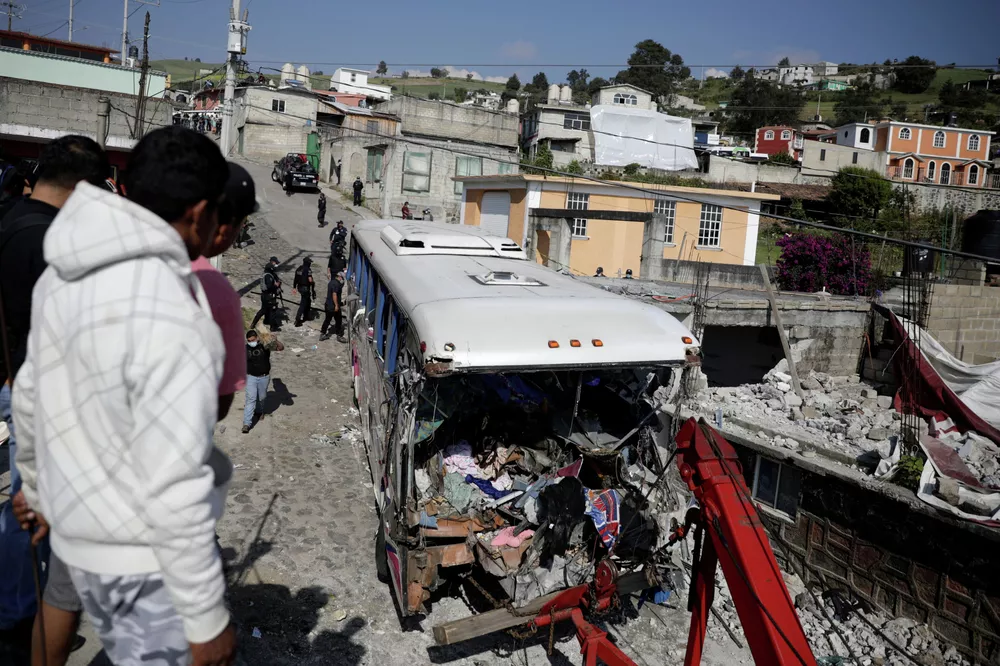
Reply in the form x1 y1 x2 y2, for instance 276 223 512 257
4 159 752 666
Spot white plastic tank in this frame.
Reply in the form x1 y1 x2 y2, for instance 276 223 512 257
506 98 519 115
280 63 295 83
547 84 560 104
296 65 311 88
559 85 572 103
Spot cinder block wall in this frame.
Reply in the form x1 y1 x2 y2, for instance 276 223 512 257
241 124 307 162
926 284 1000 364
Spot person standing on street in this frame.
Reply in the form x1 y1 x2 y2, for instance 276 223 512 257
251 256 282 330
327 246 346 280
317 191 327 228
0 135 109 662
284 170 294 197
352 177 363 206
330 219 347 254
292 257 316 327
335 159 342 185
242 330 283 434
12 126 236 666
320 271 346 343
401 201 412 220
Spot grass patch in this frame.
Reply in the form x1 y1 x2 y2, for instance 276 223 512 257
372 76 506 99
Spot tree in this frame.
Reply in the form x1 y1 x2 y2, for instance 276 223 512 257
833 82 886 125
615 39 690 107
194 57 201 62
565 160 583 174
567 69 589 90
729 65 745 80
453 86 467 103
586 77 609 97
938 79 989 126
885 97 908 120
184 56 188 61
533 143 553 170
466 73 473 81
430 67 446 79
769 151 796 165
529 72 549 91
778 57 791 68
428 91 441 100
505 73 521 92
724 77 805 135
376 61 388 75
401 71 410 79
893 56 936 94
313 70 324 76
827 167 894 226
776 232 872 296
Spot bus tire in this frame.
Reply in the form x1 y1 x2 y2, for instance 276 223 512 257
375 521 390 584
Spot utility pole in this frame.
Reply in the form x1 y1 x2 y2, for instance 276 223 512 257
121 0 128 64
132 11 150 139
2 1 24 31
220 0 250 158
68 0 73 40
97 97 110 148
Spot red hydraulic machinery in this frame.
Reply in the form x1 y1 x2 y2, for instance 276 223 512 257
433 417 817 665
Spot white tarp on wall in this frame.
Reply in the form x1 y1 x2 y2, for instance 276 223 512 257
590 105 698 171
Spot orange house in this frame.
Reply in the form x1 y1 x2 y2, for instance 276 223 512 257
456 175 779 278
873 121 995 187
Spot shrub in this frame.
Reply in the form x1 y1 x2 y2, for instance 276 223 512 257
769 151 796 165
894 455 924 491
623 162 641 176
565 160 583 174
775 232 872 295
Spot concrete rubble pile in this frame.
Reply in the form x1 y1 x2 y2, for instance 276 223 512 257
410 369 683 605
705 572 971 666
687 364 902 465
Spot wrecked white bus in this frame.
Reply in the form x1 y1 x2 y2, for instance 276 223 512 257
344 220 700 617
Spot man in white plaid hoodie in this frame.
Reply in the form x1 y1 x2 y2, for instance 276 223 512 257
13 127 236 666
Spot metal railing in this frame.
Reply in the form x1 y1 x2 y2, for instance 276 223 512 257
885 165 999 189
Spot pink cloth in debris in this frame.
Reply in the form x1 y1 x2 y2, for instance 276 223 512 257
443 441 480 476
491 526 534 548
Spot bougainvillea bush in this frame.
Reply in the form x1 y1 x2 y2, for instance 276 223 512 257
775 232 872 296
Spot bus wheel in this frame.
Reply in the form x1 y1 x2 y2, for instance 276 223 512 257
375 522 390 584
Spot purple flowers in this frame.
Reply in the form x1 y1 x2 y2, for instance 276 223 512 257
775 232 872 296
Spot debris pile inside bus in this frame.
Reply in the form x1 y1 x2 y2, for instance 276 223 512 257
404 367 683 612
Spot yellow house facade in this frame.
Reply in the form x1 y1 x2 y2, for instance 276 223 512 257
457 175 779 277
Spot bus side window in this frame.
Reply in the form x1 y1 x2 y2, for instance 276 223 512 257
358 252 368 299
375 284 388 358
386 306 401 375
365 262 377 310
346 243 356 282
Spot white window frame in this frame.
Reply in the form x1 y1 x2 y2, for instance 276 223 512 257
654 198 676 244
613 92 637 106
567 192 589 239
968 164 979 185
563 112 590 131
697 204 722 248
926 161 936 182
402 151 432 193
454 155 482 194
902 158 914 179
898 127 911 140
764 130 775 141
751 456 801 519
780 130 791 140
271 99 285 113
933 130 946 148
940 162 951 185
859 127 871 143
968 134 980 152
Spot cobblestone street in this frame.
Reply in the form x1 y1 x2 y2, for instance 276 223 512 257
16 160 750 666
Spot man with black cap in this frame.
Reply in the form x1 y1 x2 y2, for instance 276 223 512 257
292 257 316 327
251 256 282 330
352 176 363 206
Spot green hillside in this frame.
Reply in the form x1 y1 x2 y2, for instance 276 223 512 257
371 76 507 100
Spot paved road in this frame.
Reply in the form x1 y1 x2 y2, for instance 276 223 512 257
37 160 749 665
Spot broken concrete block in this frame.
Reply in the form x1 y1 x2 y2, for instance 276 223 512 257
801 376 822 391
876 395 894 410
775 381 792 393
773 371 792 384
802 405 820 419
790 406 804 421
860 387 877 399
867 427 889 441
937 478 961 505
766 398 784 411
784 392 803 408
784 438 799 450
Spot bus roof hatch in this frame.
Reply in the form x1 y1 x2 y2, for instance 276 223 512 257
380 222 527 260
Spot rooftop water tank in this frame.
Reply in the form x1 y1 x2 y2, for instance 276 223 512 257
296 64 311 89
506 98 519 114
547 84 560 104
559 85 572 103
280 62 295 82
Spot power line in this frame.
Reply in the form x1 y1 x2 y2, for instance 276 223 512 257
247 60 999 70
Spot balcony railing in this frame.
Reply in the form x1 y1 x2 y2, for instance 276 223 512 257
886 165 999 189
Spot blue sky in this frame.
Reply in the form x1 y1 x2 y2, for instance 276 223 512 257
17 0 999 82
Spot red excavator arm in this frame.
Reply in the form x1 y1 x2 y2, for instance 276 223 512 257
674 417 817 666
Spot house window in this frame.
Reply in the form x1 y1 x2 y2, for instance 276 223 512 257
454 155 482 194
498 161 514 175
698 204 722 248
969 164 979 185
654 198 676 243
366 120 379 135
968 134 981 152
402 151 431 193
764 130 774 141
933 130 946 148
926 161 936 182
902 158 914 179
898 127 911 140
940 163 951 185
852 152 858 164
366 148 384 183
819 149 826 161
567 192 589 238
752 456 802 518
780 130 791 140
563 112 590 131
271 99 285 113
613 92 637 106
860 128 871 143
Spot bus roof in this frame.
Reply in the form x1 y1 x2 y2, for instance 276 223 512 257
352 220 699 372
